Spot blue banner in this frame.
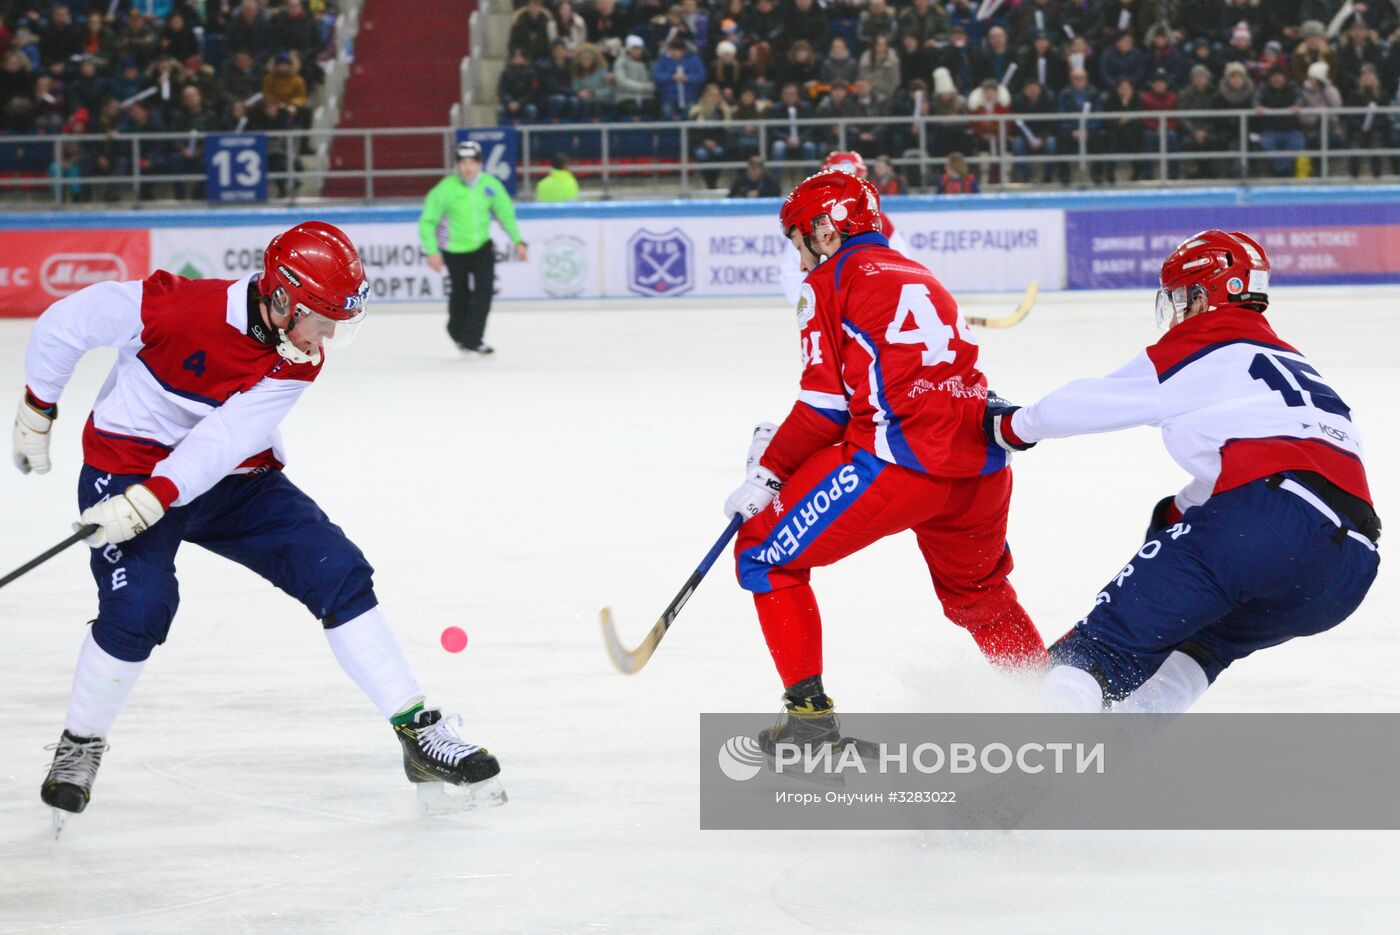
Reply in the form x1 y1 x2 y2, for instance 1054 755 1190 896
1065 204 1400 289
205 134 268 204
456 127 520 196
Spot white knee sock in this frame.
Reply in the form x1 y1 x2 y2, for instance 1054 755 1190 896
65 631 146 738
325 607 424 719
1113 651 1210 714
1042 664 1106 712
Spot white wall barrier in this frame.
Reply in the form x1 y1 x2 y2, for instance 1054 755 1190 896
145 207 1066 308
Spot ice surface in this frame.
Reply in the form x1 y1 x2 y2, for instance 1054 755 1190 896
1 287 1396 934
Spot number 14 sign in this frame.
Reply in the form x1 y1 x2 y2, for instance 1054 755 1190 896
206 134 268 203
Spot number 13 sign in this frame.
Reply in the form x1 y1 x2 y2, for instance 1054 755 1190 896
206 134 268 203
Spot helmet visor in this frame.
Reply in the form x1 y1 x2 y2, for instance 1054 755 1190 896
1155 286 1189 330
288 305 364 351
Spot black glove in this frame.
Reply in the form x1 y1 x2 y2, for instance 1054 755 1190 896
984 391 1036 453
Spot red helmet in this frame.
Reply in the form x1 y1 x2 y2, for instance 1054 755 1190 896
822 150 868 179
261 221 369 322
1155 229 1270 328
779 169 882 244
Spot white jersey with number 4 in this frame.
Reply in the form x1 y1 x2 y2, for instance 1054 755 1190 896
1009 307 1370 511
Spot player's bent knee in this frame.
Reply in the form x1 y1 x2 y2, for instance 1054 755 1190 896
313 548 378 628
91 619 162 663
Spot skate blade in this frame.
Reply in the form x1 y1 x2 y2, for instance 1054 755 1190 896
416 777 508 817
51 809 72 840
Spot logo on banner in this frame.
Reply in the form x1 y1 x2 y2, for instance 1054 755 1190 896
39 253 128 297
542 234 588 297
163 251 217 280
627 228 693 297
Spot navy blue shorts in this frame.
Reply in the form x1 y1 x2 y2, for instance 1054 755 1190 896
79 466 377 662
1050 474 1379 700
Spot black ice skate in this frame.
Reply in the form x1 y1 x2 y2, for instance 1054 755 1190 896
391 704 506 815
41 730 109 838
758 680 878 787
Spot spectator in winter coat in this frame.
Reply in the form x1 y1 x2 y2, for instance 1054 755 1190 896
770 81 818 162
571 43 613 119
653 39 705 119
221 49 264 104
550 1 589 51
1291 20 1337 86
262 51 308 123
860 0 899 48
1253 67 1306 177
1017 31 1067 96
1057 67 1105 182
1336 19 1382 98
937 22 988 93
1010 77 1060 183
967 78 1010 158
1218 0 1265 44
1299 60 1342 153
1012 0 1060 51
1139 69 1181 178
1347 64 1391 177
613 35 656 117
80 12 119 67
710 40 743 101
1100 30 1149 91
509 0 553 62
498 47 539 122
1179 64 1226 177
898 0 948 47
1146 24 1189 88
536 39 576 119
39 4 83 68
821 37 859 94
785 0 828 53
981 26 1016 87
776 40 820 98
860 34 902 101
728 154 779 197
226 0 273 63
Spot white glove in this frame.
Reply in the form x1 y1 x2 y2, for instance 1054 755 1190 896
13 396 55 475
78 484 166 547
724 466 784 520
745 421 779 471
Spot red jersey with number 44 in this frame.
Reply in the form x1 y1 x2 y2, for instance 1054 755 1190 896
759 232 1006 481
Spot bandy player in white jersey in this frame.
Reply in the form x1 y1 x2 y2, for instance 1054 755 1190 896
985 230 1380 712
12 221 504 829
779 151 910 306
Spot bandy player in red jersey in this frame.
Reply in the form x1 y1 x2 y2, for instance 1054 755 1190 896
11 222 503 830
986 230 1381 713
725 169 1048 749
779 151 909 307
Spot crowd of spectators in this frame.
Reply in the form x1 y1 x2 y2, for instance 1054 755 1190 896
501 0 1400 187
0 1 339 198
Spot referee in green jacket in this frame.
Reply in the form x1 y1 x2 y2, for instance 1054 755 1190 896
419 140 527 354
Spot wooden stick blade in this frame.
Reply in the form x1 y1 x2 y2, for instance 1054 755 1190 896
600 607 664 675
966 281 1039 329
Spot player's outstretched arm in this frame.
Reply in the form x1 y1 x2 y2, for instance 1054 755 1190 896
1008 352 1163 445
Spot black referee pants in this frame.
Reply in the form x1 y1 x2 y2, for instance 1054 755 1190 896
443 243 496 348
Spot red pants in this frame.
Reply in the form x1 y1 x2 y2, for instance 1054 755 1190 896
735 444 1045 686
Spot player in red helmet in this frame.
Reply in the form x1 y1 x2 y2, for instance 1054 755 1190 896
13 221 504 832
987 230 1379 712
727 169 1048 751
781 151 909 305
259 220 369 364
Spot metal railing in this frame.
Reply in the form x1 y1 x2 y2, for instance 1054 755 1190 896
3 106 1399 206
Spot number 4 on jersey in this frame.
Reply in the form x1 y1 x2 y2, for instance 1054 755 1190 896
886 283 963 366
